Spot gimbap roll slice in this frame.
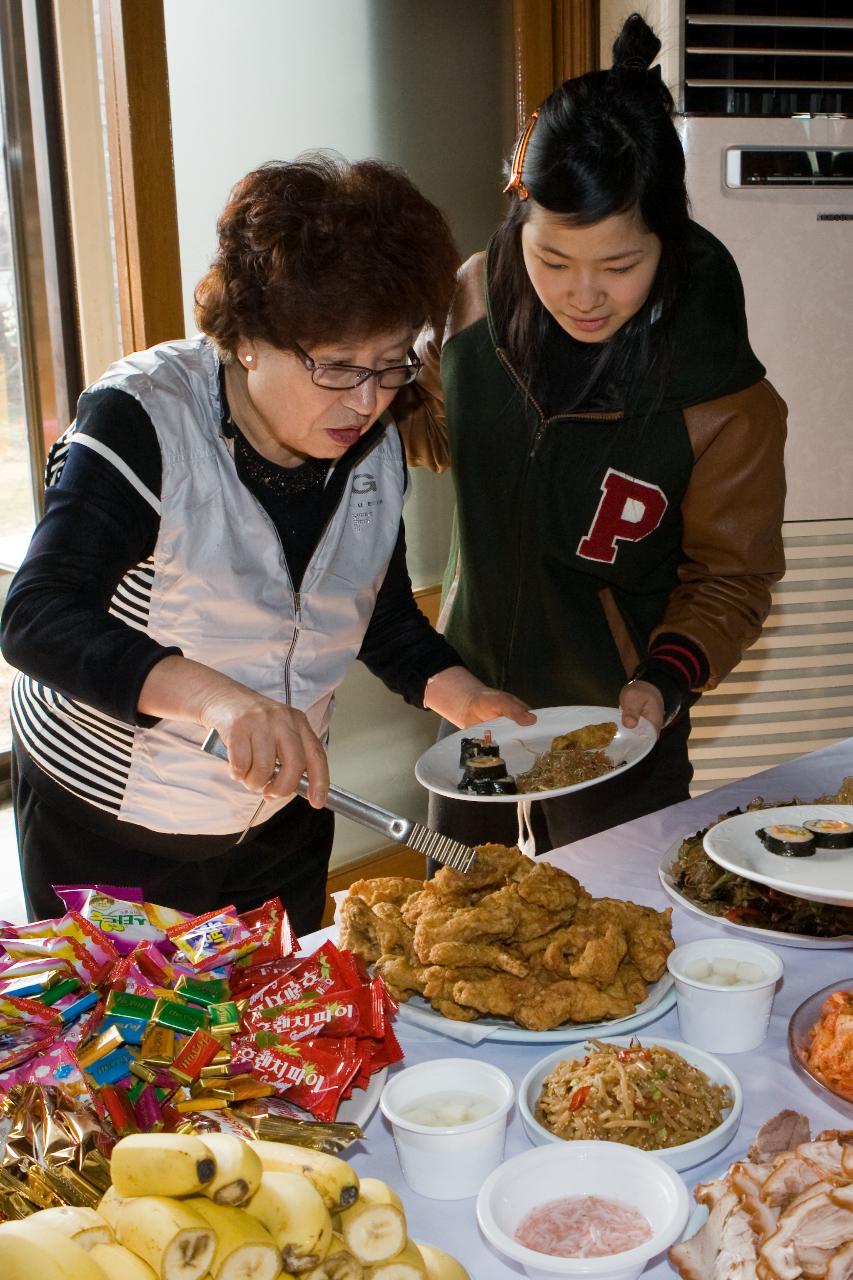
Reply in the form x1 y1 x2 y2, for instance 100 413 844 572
756 824 816 857
459 730 500 766
802 818 853 849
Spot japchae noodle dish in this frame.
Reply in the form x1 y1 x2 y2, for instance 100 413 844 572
670 779 853 938
535 1039 732 1150
516 721 620 794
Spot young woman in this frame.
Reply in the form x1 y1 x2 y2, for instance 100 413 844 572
397 14 787 852
1 157 532 927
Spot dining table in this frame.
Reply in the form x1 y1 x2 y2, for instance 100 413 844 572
304 736 853 1279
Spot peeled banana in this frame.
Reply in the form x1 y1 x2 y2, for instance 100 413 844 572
199 1134 263 1207
112 1194 216 1280
303 1233 364 1280
98 1186 127 1231
28 1204 114 1251
0 1219 110 1280
365 1240 426 1280
187 1197 281 1280
110 1133 216 1199
337 1179 406 1265
90 1241 159 1280
245 1170 333 1274
249 1140 359 1212
413 1243 470 1280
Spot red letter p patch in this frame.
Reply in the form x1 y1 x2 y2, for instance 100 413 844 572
577 468 668 564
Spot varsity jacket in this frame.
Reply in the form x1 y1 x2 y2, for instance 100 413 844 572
10 337 406 835
396 222 787 710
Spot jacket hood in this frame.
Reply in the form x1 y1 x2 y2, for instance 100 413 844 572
485 220 766 418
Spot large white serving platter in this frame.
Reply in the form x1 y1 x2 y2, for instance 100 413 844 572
337 1066 387 1128
415 705 658 803
703 805 853 908
658 838 853 949
395 972 675 1044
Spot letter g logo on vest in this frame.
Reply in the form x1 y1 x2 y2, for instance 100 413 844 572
577 467 668 564
352 472 377 495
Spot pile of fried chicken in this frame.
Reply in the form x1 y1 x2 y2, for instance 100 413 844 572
670 1111 853 1280
338 843 674 1032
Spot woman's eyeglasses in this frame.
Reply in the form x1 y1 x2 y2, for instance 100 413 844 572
293 342 422 390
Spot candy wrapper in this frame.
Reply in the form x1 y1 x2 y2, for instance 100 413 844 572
166 906 257 971
55 886 191 956
243 979 385 1040
231 1034 360 1121
0 1083 114 1215
234 897 299 970
243 940 361 1018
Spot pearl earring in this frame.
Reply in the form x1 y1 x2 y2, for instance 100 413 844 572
244 354 253 365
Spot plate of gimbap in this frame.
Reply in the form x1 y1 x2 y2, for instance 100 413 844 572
703 806 853 908
414 706 658 803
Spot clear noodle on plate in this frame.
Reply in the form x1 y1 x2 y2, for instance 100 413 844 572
535 1039 731 1150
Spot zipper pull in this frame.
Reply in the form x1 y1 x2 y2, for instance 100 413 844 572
293 591 301 618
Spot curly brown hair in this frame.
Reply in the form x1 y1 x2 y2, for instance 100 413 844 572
195 156 460 359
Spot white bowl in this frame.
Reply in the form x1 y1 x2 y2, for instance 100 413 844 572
519 1036 743 1171
477 1141 690 1280
667 937 783 1053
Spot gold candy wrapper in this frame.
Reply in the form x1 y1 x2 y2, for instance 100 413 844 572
229 1098 363 1153
0 1084 112 1216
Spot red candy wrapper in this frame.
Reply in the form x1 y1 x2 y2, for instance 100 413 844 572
244 980 385 1041
234 897 299 970
244 941 361 1018
232 1034 360 1121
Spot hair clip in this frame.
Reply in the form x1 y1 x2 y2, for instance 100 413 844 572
503 110 539 201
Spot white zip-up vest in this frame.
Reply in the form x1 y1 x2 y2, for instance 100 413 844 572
14 337 405 835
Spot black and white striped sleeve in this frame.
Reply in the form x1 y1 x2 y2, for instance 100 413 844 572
0 388 181 727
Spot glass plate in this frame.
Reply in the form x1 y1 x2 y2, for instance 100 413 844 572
415 706 658 803
658 838 853 949
703 805 853 907
395 972 675 1043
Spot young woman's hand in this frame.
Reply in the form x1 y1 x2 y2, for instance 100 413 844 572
423 665 536 729
619 678 665 732
138 656 329 807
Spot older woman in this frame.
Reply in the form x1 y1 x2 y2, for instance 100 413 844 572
1 157 532 929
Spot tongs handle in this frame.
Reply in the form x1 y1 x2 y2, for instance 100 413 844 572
201 729 411 842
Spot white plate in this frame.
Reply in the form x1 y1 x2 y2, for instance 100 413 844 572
395 972 675 1043
337 1066 387 1128
703 805 853 908
414 706 658 803
519 1036 743 1171
658 838 853 949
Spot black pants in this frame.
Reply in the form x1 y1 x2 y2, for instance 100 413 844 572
12 751 335 935
428 714 693 853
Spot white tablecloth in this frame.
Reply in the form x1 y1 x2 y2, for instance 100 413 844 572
306 738 853 1279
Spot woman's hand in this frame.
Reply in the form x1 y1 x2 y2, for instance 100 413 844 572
423 665 536 730
138 656 329 807
619 678 665 733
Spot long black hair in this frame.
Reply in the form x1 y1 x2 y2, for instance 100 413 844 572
491 14 691 412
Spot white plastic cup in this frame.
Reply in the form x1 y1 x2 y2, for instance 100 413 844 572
667 937 783 1054
379 1057 514 1199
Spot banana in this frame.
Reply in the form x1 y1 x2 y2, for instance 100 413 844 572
113 1195 216 1280
303 1234 364 1280
98 1186 127 1231
29 1205 114 1250
249 1140 359 1212
363 1241 426 1280
412 1243 470 1280
337 1180 406 1265
110 1133 217 1199
90 1242 160 1280
187 1197 281 1280
198 1134 263 1207
245 1171 333 1274
0 1219 110 1280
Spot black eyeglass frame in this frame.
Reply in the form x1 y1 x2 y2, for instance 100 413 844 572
292 341 422 390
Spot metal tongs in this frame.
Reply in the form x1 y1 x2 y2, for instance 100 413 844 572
201 730 476 873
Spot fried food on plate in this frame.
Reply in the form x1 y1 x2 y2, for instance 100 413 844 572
551 721 617 751
338 844 673 1032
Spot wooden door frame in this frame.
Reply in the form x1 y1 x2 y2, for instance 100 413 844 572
512 0 598 126
100 0 184 352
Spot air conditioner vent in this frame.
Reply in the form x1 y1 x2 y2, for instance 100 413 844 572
684 3 853 116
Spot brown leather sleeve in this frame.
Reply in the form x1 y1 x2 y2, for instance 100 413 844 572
393 252 488 474
652 379 788 689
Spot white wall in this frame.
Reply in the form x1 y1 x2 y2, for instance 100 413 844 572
163 0 514 862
